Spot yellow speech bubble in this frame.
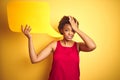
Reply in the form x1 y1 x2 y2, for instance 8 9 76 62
7 1 62 37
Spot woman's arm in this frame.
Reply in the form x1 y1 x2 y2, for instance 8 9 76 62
69 16 96 52
21 25 55 63
75 29 96 51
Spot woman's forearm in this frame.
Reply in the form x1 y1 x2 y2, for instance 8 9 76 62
76 29 96 50
69 16 96 50
28 37 38 63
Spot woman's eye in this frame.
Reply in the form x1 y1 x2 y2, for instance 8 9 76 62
65 30 68 31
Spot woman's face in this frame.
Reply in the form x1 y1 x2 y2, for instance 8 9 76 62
61 24 75 41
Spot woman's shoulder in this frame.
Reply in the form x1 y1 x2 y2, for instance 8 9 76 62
50 40 59 45
49 40 59 50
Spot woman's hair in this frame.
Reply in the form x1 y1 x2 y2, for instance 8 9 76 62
58 16 79 34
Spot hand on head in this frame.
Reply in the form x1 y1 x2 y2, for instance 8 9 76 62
68 16 79 32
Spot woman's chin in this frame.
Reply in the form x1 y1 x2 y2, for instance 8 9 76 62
64 37 73 41
66 38 73 41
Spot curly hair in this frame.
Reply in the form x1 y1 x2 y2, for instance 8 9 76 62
58 16 79 34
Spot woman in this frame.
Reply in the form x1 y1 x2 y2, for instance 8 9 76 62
21 16 96 80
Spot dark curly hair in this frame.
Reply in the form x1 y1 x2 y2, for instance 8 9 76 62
58 16 79 34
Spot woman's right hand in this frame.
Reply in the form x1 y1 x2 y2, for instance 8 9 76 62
21 25 32 39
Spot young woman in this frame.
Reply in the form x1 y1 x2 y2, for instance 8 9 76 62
21 16 96 80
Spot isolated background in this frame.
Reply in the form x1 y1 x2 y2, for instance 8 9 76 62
0 0 120 80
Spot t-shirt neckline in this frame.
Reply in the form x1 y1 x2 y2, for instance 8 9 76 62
59 41 75 48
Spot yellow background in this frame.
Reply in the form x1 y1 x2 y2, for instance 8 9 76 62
0 0 120 80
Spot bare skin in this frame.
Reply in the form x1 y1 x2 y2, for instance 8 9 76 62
21 16 96 63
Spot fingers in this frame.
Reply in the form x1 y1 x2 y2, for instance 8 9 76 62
69 16 75 23
27 26 31 32
69 16 72 22
21 24 31 33
69 16 78 25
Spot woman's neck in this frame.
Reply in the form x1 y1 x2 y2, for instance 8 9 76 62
61 39 73 46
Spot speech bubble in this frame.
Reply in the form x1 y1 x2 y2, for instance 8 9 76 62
7 1 62 37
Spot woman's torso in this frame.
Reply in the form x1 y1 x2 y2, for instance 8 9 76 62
49 41 80 80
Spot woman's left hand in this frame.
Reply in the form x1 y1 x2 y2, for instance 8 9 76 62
69 16 79 32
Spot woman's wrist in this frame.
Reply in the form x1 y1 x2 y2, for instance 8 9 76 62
27 36 32 40
75 28 80 33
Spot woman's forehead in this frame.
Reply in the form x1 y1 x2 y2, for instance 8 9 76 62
63 24 72 29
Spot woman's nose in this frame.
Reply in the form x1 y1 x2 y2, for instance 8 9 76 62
69 31 73 35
